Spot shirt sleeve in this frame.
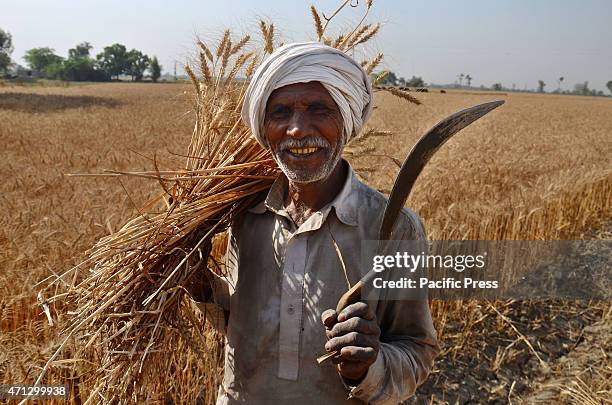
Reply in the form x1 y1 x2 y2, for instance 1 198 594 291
190 227 237 333
348 209 440 404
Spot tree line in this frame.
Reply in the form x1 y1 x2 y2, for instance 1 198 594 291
0 28 161 82
493 79 612 97
374 71 426 88
378 69 612 96
535 78 612 97
463 73 611 96
2 27 611 93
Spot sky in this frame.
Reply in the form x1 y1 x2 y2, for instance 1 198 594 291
3 0 612 91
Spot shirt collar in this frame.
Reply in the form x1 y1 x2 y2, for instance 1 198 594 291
248 160 359 228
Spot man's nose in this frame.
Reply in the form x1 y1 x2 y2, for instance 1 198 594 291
286 111 312 138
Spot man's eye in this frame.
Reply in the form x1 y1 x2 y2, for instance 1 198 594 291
269 106 291 117
309 104 330 113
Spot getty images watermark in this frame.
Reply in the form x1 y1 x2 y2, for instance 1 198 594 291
361 240 611 300
372 250 494 290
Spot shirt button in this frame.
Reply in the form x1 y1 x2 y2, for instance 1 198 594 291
287 304 295 315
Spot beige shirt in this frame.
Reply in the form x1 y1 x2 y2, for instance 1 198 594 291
196 162 439 404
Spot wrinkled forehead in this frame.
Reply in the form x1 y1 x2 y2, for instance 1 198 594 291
265 81 337 110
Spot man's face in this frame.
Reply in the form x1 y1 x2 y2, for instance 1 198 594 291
264 81 345 184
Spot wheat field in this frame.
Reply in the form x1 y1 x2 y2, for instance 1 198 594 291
1 83 610 403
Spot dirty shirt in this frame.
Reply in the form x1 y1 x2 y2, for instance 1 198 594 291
195 162 439 404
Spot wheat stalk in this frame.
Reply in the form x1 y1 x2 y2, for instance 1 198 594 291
197 39 214 62
230 35 250 55
373 70 389 86
260 21 275 54
381 86 422 105
339 24 370 49
311 6 324 40
199 52 212 84
364 53 384 75
346 23 380 51
216 30 230 58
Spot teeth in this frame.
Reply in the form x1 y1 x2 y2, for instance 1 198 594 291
289 147 319 155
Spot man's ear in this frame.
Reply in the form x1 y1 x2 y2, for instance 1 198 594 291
259 123 270 149
340 132 349 149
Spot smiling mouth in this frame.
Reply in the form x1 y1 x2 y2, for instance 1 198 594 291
286 147 323 157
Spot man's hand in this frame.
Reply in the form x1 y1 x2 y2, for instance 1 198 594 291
321 302 381 382
182 269 213 302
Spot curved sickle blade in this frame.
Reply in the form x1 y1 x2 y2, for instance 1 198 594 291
378 100 505 241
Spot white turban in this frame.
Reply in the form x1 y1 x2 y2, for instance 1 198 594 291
241 41 374 148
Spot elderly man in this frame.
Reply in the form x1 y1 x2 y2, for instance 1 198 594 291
189 42 438 404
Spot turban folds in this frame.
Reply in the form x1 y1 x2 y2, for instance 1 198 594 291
241 42 374 148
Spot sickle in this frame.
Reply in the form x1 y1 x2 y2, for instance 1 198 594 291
317 100 504 364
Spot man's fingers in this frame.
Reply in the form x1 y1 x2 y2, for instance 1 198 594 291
325 332 379 352
321 309 338 328
337 301 375 322
327 317 380 339
326 302 380 382
334 347 378 380
338 346 377 362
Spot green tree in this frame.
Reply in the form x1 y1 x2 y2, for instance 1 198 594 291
96 43 129 80
23 47 64 76
63 41 109 81
465 74 472 87
149 56 161 82
557 76 564 92
63 56 108 81
44 62 66 79
405 76 425 87
606 81 612 95
126 49 149 81
537 80 546 93
68 42 93 59
492 83 503 91
0 28 13 74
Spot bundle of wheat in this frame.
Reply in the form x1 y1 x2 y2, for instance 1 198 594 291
34 1 419 402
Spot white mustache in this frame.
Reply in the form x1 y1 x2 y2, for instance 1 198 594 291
278 137 330 150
